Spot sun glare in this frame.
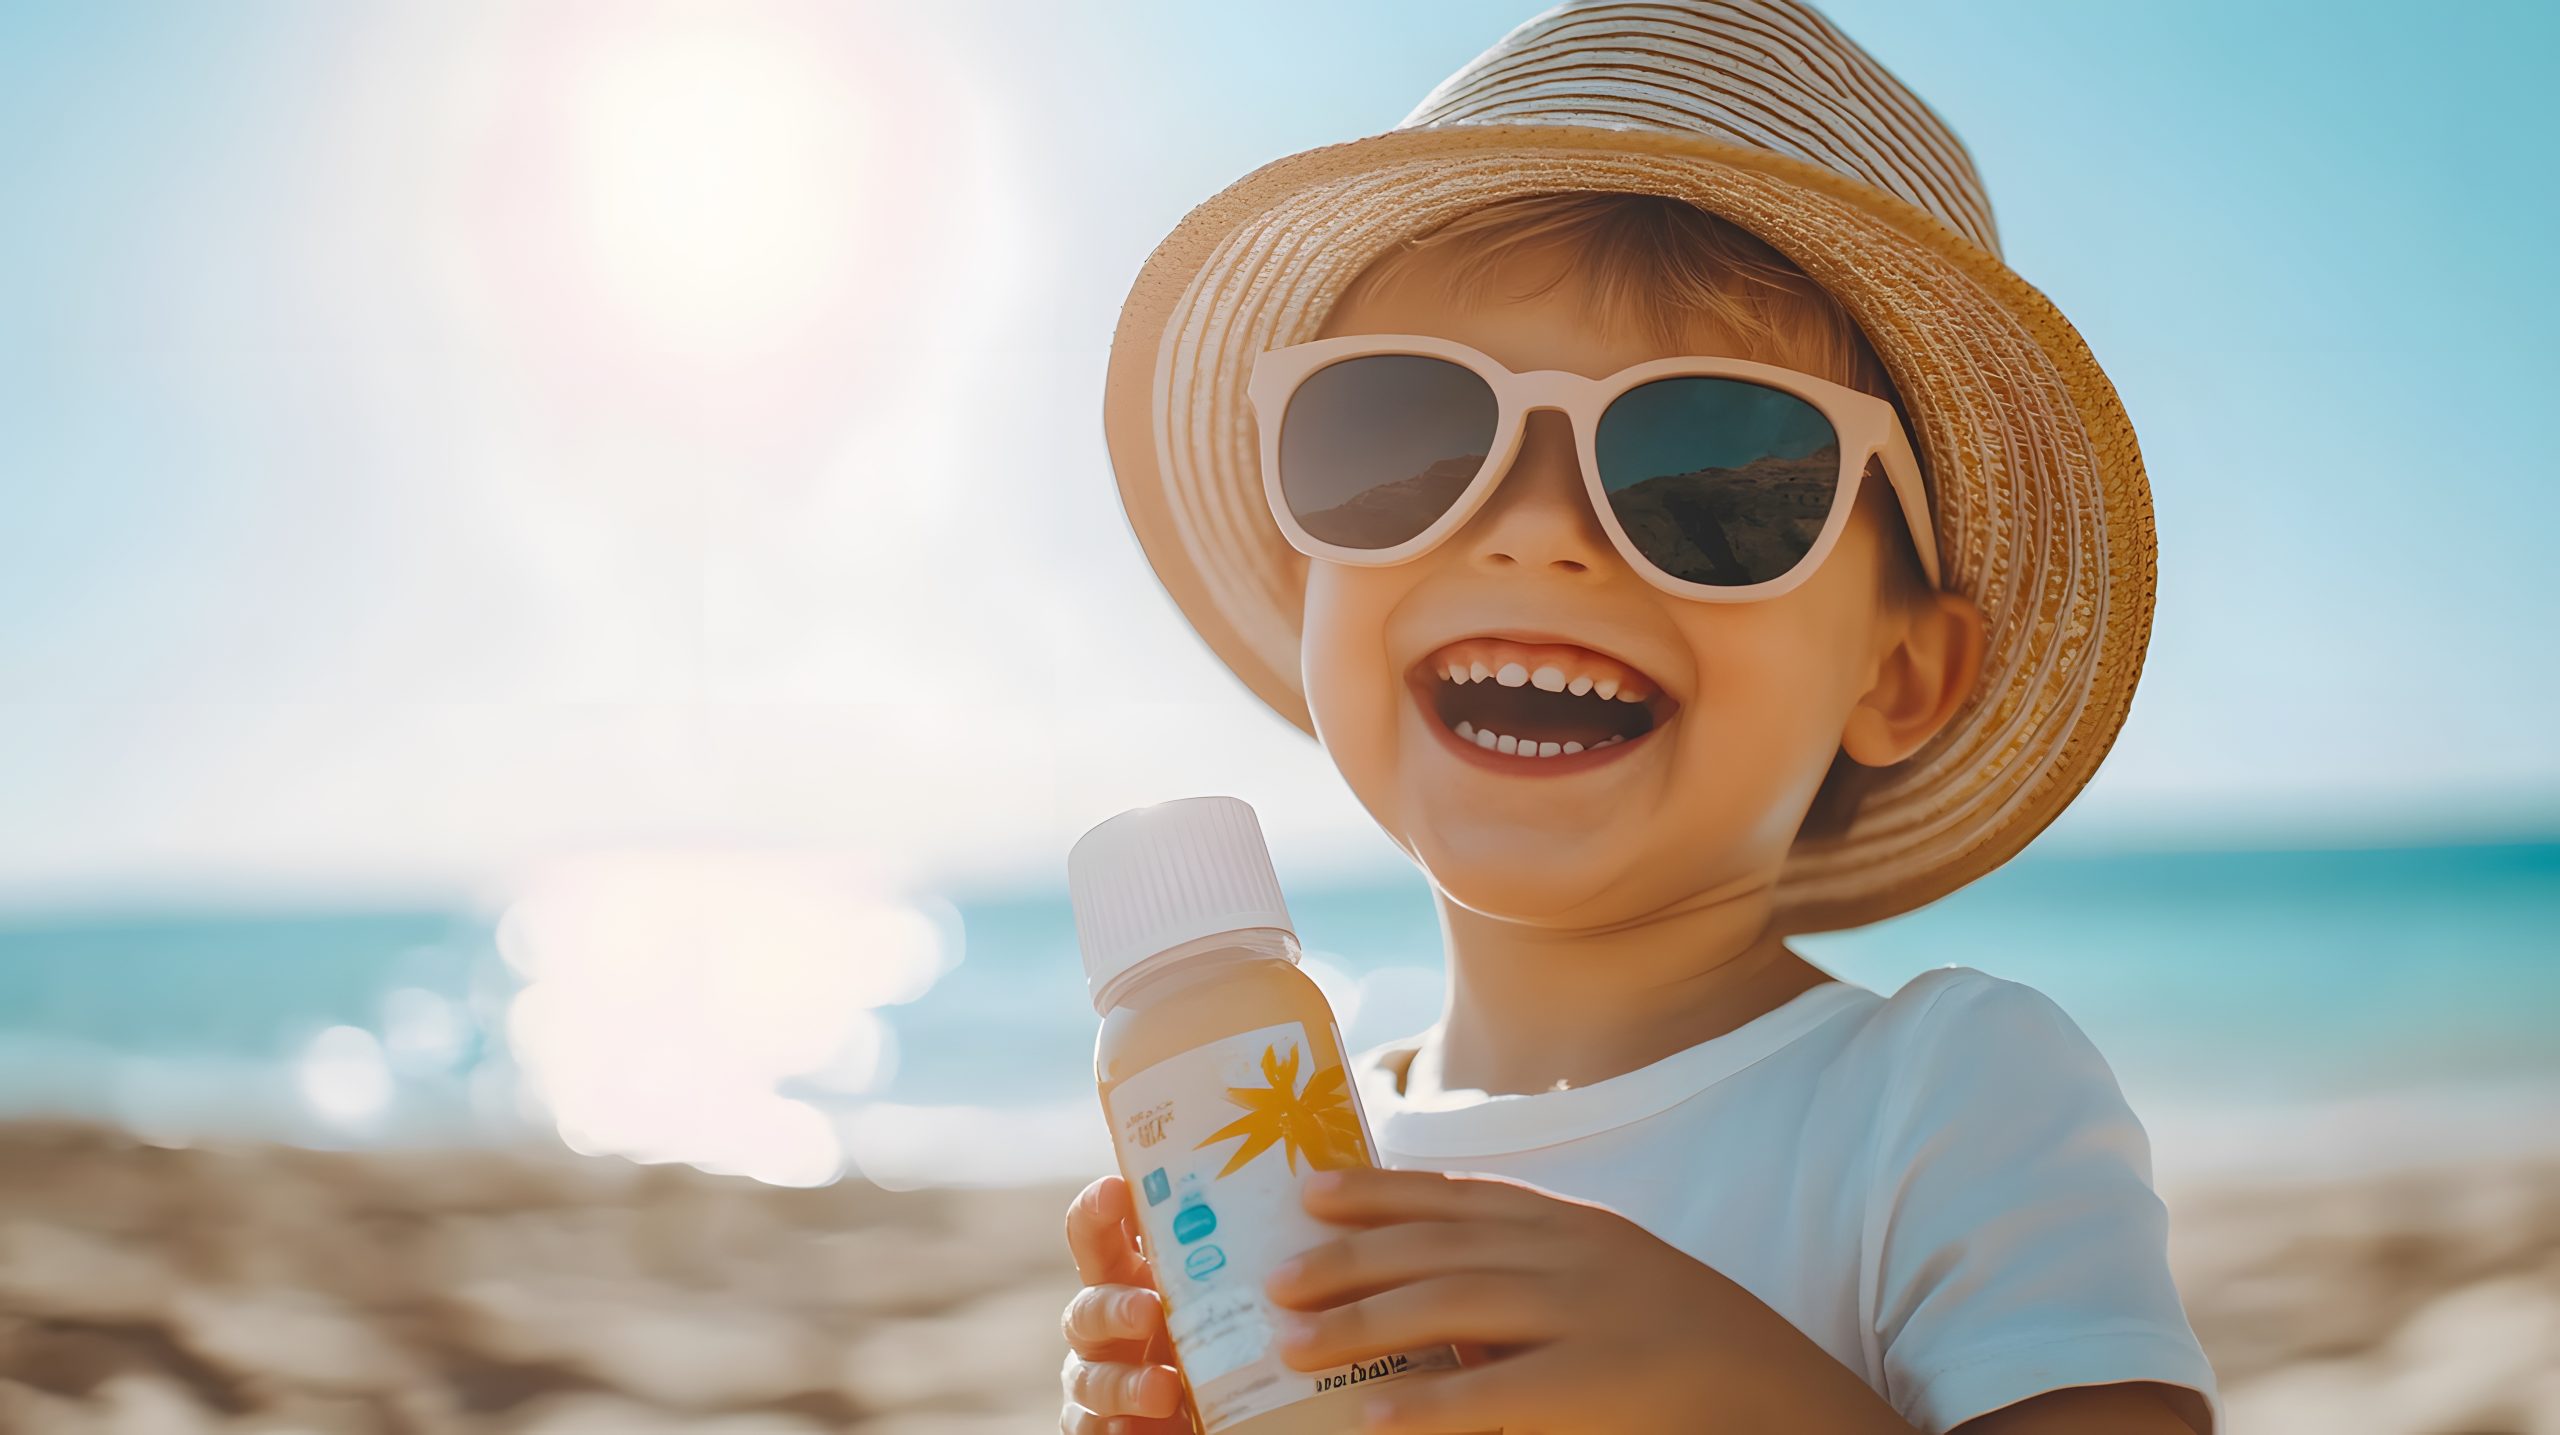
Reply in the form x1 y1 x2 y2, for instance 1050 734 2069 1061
496 850 959 1187
566 18 870 359
299 1025 395 1131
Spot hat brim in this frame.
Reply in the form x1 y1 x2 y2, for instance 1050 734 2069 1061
1102 122 2155 934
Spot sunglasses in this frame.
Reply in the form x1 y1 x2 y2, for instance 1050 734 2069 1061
1247 333 1943 602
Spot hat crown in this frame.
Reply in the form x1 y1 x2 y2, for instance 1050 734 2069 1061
1397 0 2001 258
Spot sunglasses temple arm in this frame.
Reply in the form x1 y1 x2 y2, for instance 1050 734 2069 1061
1876 427 1944 589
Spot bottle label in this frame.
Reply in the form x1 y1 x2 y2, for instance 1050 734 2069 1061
1104 1020 1461 1432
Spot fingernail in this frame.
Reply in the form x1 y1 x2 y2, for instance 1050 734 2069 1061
1271 1309 1315 1344
1363 1396 1399 1427
1266 1255 1303 1286
1302 1169 1342 1197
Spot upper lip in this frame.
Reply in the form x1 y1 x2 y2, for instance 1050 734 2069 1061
1406 626 1682 712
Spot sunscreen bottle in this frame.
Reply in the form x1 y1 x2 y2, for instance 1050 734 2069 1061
1070 796 1467 1434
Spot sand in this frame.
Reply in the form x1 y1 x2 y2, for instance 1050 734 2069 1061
0 1121 2553 1434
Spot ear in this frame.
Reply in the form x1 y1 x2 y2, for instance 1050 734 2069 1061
1840 589 1987 767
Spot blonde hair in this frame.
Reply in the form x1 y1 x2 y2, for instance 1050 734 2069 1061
1339 189 1935 839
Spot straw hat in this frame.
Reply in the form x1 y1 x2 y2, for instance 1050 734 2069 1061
1100 0 2155 933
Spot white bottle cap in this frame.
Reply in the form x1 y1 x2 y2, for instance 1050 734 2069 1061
1068 795 1298 1013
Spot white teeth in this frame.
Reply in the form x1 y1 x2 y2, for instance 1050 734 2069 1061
1445 719 1643 758
1429 652 1663 712
1428 645 1665 757
1445 717 1638 759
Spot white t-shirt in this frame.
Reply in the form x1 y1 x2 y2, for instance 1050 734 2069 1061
1348 966 2221 1434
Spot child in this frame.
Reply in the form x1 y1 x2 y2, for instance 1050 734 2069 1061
1063 2 2215 1431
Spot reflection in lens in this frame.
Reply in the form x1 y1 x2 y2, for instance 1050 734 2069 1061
1596 377 1840 586
1278 354 1496 549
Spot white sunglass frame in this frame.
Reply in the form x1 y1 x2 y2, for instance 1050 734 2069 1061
1246 332 1943 602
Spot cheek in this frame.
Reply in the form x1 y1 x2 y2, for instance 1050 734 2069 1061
1672 596 1876 768
1686 504 1891 729
1299 565 1405 753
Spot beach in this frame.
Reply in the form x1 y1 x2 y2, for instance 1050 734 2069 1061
0 1122 2552 1435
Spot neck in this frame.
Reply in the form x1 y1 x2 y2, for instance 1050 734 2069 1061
1418 862 1833 1097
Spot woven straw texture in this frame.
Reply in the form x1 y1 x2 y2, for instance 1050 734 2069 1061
1099 0 2156 933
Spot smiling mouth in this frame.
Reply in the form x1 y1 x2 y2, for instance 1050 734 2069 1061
1405 638 1679 759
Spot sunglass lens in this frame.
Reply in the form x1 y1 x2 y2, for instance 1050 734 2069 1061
1595 377 1842 587
1276 354 1496 550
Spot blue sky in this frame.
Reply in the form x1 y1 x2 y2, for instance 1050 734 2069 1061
1 0 2553 905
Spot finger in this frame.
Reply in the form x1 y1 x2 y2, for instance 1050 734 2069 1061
1066 1175 1153 1288
1272 1272 1558 1372
1060 1396 1189 1435
1265 1219 1549 1308
1061 1282 1168 1356
1059 1402 1195 1435
1299 1165 1573 1228
1354 1344 1577 1434
1060 1351 1187 1421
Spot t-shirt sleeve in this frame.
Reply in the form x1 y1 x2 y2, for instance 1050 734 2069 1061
1860 970 2221 1434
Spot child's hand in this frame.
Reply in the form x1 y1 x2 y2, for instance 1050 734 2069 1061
1060 1174 1196 1434
1264 1166 1850 1435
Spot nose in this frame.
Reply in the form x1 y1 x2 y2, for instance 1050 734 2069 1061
1454 409 1616 580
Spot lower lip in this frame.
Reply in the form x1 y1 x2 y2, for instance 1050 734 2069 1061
1413 681 1669 777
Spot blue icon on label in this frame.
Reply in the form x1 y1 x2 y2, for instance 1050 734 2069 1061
1172 1202 1217 1244
1183 1244 1226 1280
1141 1168 1170 1207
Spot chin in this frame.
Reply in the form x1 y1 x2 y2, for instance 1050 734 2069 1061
1408 819 1630 923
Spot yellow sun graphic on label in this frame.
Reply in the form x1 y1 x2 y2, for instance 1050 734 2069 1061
1195 1040 1363 1178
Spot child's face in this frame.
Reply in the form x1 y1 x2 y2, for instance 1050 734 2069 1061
1299 246 1963 926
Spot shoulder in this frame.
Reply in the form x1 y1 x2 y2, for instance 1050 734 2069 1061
1843 966 2160 1191
1832 967 2142 1163
1844 966 2112 1080
1871 964 2082 1033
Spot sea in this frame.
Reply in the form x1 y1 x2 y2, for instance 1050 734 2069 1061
1 838 2554 1191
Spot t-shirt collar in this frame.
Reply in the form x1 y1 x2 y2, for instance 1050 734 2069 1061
1352 978 1874 1158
